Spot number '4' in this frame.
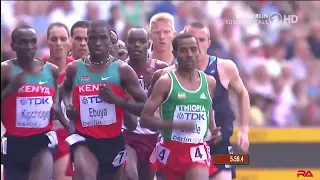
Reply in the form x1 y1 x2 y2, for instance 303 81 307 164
159 149 166 161
195 147 203 159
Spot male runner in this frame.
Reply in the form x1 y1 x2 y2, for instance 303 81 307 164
123 28 168 180
151 22 250 180
60 20 147 180
185 22 250 180
149 13 176 65
110 30 128 61
43 22 74 180
1 25 70 180
140 33 218 180
70 21 89 60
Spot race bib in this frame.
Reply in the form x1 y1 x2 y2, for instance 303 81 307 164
16 96 52 128
65 134 86 146
171 105 208 144
155 144 170 164
79 95 116 127
45 131 58 148
190 145 208 162
112 150 127 167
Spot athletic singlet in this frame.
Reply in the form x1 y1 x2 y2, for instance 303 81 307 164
42 56 74 120
72 60 127 139
204 56 235 139
41 56 74 84
160 70 212 144
124 59 158 134
2 60 55 137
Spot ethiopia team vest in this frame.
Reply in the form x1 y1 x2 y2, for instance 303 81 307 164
160 70 212 144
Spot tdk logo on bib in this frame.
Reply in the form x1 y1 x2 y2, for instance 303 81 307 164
175 105 206 121
82 96 103 104
20 97 52 105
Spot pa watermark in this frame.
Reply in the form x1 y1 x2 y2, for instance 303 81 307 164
225 12 299 25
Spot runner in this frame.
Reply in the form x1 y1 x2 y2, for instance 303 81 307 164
149 13 176 65
70 21 89 60
117 40 128 61
60 20 147 180
110 30 128 61
140 33 218 180
1 25 71 180
43 22 75 180
123 28 168 180
184 22 250 180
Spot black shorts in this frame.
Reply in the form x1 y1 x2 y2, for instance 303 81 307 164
2 131 57 173
209 140 236 179
70 133 126 176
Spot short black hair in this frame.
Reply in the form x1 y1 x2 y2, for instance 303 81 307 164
47 22 70 39
11 24 33 43
172 33 196 54
89 20 111 36
71 21 89 37
185 21 210 39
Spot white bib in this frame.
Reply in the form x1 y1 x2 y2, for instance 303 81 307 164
171 106 207 144
79 95 116 127
16 96 52 128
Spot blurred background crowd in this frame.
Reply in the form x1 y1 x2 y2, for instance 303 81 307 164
1 1 320 127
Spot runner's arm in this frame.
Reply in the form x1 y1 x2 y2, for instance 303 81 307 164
119 62 147 116
60 61 77 108
49 63 72 131
140 75 175 130
123 110 137 131
206 75 217 130
147 69 164 97
224 60 250 132
1 61 12 103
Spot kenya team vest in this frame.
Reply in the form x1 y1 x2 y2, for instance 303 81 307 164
2 60 55 136
72 60 127 139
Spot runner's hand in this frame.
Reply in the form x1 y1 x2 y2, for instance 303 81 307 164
173 121 195 131
210 127 222 144
237 129 249 153
99 85 122 105
8 71 26 91
65 105 78 121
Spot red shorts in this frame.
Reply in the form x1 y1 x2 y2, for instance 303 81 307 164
150 140 217 180
123 130 158 166
54 128 73 176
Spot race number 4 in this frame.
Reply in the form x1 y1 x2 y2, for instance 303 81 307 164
190 145 208 162
112 150 127 167
156 145 170 164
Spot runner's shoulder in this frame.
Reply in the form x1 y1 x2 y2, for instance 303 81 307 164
217 58 239 73
1 59 12 76
154 59 168 69
65 59 80 77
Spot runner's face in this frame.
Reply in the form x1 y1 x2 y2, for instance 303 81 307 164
72 27 88 59
88 26 111 57
151 20 175 51
185 27 211 57
175 37 199 70
110 31 119 57
127 29 149 61
48 26 70 58
12 28 37 61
